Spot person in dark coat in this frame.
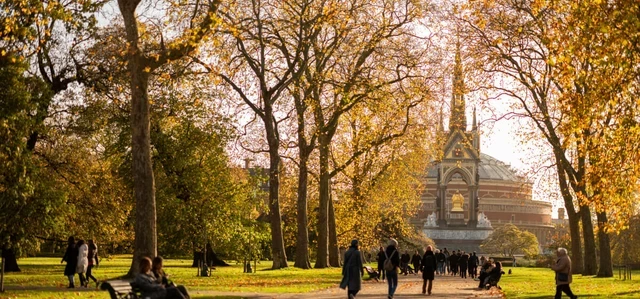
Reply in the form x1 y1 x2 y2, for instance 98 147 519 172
442 248 450 274
411 250 422 275
459 251 469 278
340 240 364 298
61 236 77 288
551 248 577 299
377 246 386 282
152 256 191 299
484 261 505 289
448 250 458 276
385 239 400 299
435 249 446 275
86 240 99 288
468 252 479 279
400 251 410 275
134 257 185 299
478 260 492 288
421 245 437 295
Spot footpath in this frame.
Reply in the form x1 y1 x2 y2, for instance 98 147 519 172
192 273 505 299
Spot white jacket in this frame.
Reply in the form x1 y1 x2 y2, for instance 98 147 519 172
76 244 89 273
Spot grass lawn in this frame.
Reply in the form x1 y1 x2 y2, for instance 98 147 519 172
0 256 342 299
500 267 640 298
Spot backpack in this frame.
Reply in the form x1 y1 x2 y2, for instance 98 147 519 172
383 250 396 271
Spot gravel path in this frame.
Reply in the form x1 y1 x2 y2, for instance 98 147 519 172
192 273 505 298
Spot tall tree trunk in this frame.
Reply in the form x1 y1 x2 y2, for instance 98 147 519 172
315 137 330 268
119 0 157 276
556 154 583 274
294 154 311 269
328 198 340 267
267 134 287 269
568 211 583 274
580 205 597 275
596 211 613 277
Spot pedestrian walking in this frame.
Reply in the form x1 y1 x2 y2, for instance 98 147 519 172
551 248 578 299
435 249 445 275
87 240 99 288
421 245 437 295
340 240 364 299
61 236 77 288
411 250 422 275
443 248 450 274
384 239 400 299
459 251 469 278
76 239 89 287
377 247 386 282
400 251 410 275
449 250 458 276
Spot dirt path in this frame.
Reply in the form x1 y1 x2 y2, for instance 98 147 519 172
192 274 504 298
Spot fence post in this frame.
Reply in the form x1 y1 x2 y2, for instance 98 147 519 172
1 256 5 292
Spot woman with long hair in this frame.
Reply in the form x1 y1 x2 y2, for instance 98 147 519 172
76 239 89 287
152 256 191 299
61 236 77 288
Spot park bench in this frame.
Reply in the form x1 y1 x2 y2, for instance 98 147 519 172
363 266 380 281
101 280 140 299
489 256 514 266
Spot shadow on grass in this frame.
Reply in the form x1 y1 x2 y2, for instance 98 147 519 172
194 297 247 299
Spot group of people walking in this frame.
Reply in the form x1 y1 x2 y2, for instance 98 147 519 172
433 248 482 279
61 237 99 288
341 238 579 299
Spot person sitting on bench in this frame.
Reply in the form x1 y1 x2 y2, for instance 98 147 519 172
134 257 185 299
152 256 191 299
483 261 504 289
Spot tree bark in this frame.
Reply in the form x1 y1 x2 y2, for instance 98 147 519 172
118 0 157 276
579 205 597 276
294 154 311 269
314 137 330 268
596 211 613 277
328 197 340 267
267 132 288 269
555 154 583 274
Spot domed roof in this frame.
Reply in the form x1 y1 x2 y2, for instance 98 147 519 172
426 153 523 182
477 153 521 181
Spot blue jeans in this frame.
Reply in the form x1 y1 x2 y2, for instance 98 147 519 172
386 270 398 296
437 262 445 274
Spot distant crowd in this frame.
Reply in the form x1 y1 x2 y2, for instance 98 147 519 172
341 239 577 299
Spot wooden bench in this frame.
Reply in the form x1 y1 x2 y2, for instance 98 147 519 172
100 280 140 299
363 266 380 281
489 256 515 266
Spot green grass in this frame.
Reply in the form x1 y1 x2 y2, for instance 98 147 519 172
0 256 341 299
500 267 640 298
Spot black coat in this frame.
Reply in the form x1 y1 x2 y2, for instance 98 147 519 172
449 253 458 267
459 254 469 269
421 251 436 280
62 245 78 276
436 252 446 263
341 247 364 291
411 254 422 265
377 251 386 270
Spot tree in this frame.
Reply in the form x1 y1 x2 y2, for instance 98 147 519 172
481 224 539 258
463 0 595 274
116 0 220 274
201 0 314 269
300 0 428 268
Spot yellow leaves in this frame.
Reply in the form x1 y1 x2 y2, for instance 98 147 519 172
143 66 151 73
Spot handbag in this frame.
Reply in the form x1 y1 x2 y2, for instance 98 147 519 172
557 272 569 282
